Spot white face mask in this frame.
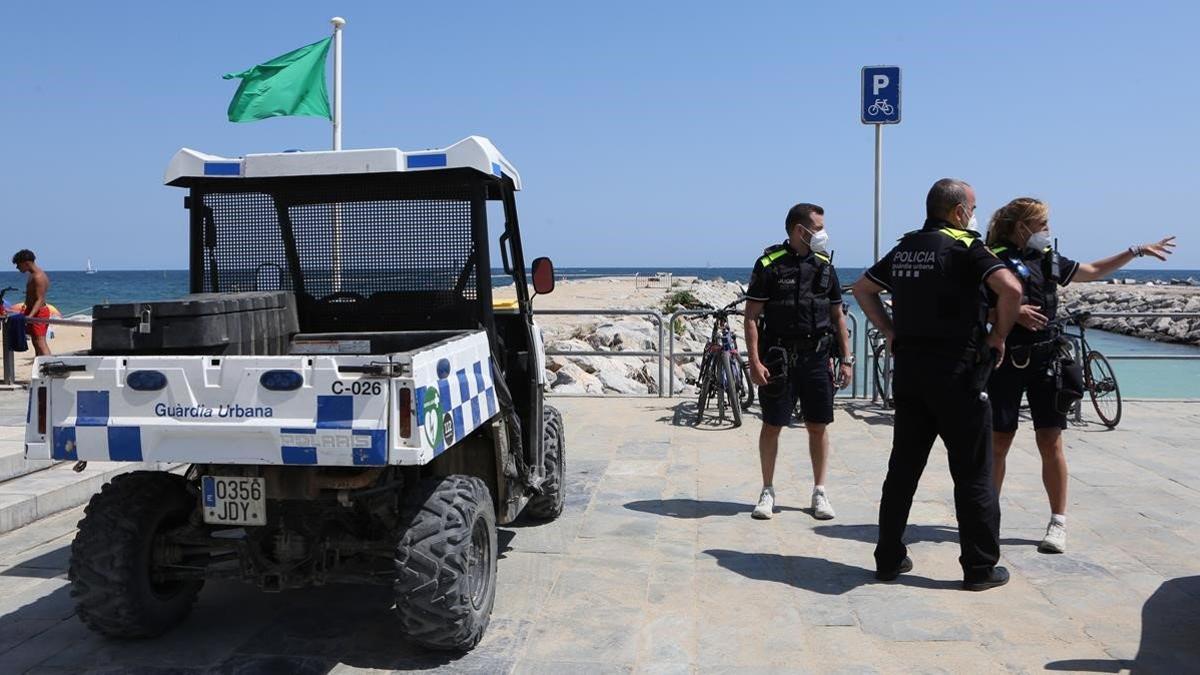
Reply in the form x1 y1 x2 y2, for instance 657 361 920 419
1027 228 1052 250
807 228 830 254
960 205 979 232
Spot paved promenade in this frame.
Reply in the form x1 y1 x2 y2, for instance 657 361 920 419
1 394 1198 673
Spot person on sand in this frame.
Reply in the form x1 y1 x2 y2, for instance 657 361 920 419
984 198 1175 554
12 249 52 356
744 203 854 521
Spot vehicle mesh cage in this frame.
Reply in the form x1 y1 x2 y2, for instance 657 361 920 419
193 175 484 331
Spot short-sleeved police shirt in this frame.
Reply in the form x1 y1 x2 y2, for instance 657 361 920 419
988 239 1079 345
865 219 1005 351
746 242 842 337
865 220 1004 292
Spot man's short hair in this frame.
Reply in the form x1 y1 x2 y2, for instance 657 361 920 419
785 203 824 233
926 179 971 219
11 249 35 265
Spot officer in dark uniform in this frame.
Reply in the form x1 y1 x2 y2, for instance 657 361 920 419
744 203 853 521
985 197 1177 555
852 178 1022 591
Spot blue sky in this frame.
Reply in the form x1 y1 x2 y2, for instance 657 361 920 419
3 1 1196 270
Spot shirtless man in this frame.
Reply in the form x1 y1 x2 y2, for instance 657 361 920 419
12 250 52 356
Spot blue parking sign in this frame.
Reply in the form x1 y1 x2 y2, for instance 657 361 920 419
861 66 901 124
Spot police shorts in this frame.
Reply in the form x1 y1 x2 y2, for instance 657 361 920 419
759 350 835 427
988 353 1067 433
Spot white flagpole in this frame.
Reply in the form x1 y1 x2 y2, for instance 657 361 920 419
331 17 345 150
330 17 346 292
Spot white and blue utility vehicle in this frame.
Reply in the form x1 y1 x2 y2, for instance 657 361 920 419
24 136 564 651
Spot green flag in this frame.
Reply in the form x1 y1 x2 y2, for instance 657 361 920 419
223 37 332 123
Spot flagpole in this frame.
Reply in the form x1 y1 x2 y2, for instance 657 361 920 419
331 17 345 151
330 17 346 292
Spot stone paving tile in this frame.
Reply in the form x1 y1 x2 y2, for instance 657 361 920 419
0 398 1198 673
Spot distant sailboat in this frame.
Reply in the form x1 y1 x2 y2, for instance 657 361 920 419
85 258 97 275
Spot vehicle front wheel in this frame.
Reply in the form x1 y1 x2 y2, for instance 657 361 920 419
525 405 566 520
69 471 203 638
395 475 497 651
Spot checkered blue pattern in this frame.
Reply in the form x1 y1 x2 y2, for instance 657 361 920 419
52 391 388 465
52 390 144 461
417 357 497 456
277 394 388 465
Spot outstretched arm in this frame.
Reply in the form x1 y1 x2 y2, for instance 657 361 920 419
1074 236 1176 282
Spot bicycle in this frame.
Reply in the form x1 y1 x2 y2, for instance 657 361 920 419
867 99 894 116
1060 310 1122 428
694 298 753 427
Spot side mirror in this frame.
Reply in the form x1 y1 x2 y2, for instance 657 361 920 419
531 257 555 296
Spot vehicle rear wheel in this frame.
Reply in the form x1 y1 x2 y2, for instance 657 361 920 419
1086 351 1122 428
70 471 203 638
525 405 566 520
395 475 497 651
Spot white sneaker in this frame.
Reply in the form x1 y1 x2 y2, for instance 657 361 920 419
812 490 836 520
752 487 775 520
1039 520 1066 553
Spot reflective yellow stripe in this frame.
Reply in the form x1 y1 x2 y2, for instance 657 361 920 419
814 252 831 263
938 227 974 244
990 245 1009 255
758 249 788 267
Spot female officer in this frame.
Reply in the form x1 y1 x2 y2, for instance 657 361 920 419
986 197 1175 554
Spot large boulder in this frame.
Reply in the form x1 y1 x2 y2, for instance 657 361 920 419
590 318 659 352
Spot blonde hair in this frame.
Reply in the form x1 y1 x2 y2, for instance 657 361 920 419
987 197 1049 247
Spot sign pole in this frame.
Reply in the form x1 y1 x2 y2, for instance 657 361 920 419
330 17 346 292
873 123 882 263
331 17 345 151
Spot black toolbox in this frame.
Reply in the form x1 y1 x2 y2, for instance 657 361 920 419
91 292 299 355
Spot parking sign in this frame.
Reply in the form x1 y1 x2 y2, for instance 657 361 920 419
861 66 901 124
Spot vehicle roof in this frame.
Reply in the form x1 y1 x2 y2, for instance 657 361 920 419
164 135 521 190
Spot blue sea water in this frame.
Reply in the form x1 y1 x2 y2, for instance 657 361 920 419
1 267 1196 398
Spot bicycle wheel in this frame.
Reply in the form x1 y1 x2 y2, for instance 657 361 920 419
733 353 754 408
721 352 742 428
695 354 715 424
1086 351 1122 428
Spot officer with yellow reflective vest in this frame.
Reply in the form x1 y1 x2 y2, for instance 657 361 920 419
744 203 854 521
852 179 1022 591
984 197 1176 555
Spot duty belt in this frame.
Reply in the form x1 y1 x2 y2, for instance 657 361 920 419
768 333 831 354
1009 337 1065 369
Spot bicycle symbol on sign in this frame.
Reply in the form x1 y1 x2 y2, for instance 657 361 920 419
867 98 894 116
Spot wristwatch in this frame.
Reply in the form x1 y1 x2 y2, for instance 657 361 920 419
842 354 856 365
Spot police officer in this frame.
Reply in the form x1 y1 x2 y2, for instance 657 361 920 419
852 178 1022 591
744 203 854 521
985 197 1176 554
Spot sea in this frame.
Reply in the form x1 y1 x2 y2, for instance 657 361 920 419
2 267 1197 399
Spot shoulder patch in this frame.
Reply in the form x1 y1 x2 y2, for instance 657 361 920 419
758 249 788 268
938 227 976 245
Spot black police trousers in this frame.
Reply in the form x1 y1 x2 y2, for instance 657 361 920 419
874 351 1002 582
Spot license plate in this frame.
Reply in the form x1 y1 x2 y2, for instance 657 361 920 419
201 476 266 526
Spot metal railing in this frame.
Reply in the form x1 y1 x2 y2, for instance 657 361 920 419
1076 311 1200 361
858 310 1200 409
535 308 666 397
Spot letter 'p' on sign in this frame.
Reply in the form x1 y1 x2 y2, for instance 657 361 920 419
862 65 901 124
873 74 889 95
